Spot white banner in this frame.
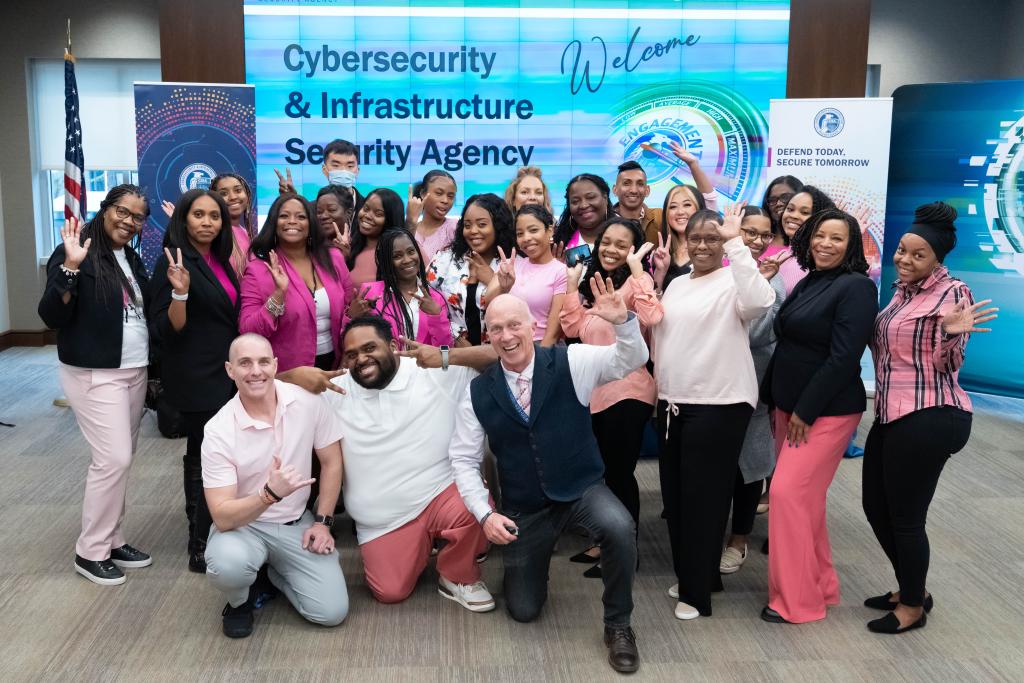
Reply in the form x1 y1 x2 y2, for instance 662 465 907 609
768 98 893 285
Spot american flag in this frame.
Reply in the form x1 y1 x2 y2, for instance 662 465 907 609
64 52 85 221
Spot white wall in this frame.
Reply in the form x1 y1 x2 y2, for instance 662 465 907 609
0 0 159 334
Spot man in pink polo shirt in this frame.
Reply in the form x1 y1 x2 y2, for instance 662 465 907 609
202 333 347 638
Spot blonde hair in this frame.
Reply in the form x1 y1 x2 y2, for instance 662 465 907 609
504 166 553 215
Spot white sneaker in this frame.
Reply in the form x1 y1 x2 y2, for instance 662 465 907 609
668 583 679 599
438 576 495 613
719 544 747 574
674 601 700 620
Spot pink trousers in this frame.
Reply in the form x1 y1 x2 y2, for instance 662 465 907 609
359 482 487 604
768 409 861 623
59 364 147 561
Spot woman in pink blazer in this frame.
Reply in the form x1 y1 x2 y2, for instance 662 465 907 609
346 228 453 348
240 193 353 371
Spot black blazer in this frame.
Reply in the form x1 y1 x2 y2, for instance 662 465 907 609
39 243 150 369
149 248 240 413
761 269 878 424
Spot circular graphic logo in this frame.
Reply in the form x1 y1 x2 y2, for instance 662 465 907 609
980 113 1024 275
814 108 845 138
179 163 216 192
611 82 769 204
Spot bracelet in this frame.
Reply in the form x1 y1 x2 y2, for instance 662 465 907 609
265 296 285 317
263 483 283 503
480 510 495 526
171 291 189 301
60 265 80 276
258 487 274 505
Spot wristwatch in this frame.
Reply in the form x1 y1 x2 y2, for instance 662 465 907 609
313 514 334 528
440 344 450 371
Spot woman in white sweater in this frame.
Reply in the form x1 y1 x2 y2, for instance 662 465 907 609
652 205 776 621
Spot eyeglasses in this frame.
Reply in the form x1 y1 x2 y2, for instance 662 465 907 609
111 205 147 227
685 235 722 247
768 193 794 207
741 228 773 243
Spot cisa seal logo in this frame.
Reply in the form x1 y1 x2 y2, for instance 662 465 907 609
814 108 844 138
611 82 768 204
179 163 216 192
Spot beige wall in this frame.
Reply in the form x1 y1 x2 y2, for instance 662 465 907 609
0 0 159 334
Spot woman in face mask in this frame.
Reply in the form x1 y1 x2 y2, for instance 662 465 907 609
406 170 459 264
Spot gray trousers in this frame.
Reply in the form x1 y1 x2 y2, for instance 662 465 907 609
205 510 349 627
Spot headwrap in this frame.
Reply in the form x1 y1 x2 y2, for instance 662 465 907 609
906 202 957 262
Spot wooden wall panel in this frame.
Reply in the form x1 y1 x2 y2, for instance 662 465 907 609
159 0 245 83
787 0 873 98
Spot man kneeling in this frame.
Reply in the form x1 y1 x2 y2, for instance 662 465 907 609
202 333 348 638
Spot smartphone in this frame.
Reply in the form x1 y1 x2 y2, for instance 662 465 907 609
565 243 592 267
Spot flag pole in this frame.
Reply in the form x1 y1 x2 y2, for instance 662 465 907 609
65 18 74 61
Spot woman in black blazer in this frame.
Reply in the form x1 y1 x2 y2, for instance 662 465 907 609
38 184 154 586
759 208 878 624
149 189 240 572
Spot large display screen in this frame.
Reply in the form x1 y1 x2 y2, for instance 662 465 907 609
243 1 790 215
885 81 1024 398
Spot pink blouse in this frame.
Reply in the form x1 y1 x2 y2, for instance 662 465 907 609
349 248 377 288
415 217 457 265
203 252 238 306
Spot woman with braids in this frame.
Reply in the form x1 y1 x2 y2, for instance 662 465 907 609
210 173 257 276
347 188 405 287
427 193 516 346
861 202 997 634
760 175 804 251
38 184 154 586
239 193 352 372
149 189 240 573
406 170 459 263
767 185 835 295
559 217 662 577
759 208 877 625
553 173 614 250
350 228 453 348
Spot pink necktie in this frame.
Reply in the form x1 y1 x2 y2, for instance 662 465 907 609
515 376 531 416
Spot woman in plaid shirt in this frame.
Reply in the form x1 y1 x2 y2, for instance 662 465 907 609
862 202 998 634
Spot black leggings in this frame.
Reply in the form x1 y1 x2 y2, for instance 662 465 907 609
731 471 763 536
862 406 971 607
591 399 652 528
308 352 337 511
180 409 218 549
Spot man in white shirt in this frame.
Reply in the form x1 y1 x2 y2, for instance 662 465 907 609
202 333 347 638
449 286 649 674
324 316 496 612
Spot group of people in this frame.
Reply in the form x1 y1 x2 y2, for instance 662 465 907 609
39 137 998 675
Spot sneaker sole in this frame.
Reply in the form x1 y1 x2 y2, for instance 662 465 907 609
111 557 153 569
674 607 700 621
719 564 743 575
75 563 126 586
668 586 678 599
437 586 496 613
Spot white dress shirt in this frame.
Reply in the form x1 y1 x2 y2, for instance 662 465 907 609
449 312 649 521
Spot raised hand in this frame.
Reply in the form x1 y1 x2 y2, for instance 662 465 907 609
565 262 585 294
758 255 781 280
412 285 442 316
941 297 998 335
163 247 190 294
625 242 655 277
266 454 316 500
651 232 670 287
551 241 566 263
61 217 91 269
398 336 442 368
720 201 746 242
329 220 351 255
265 250 290 296
345 286 378 318
467 251 496 286
585 274 628 324
495 246 517 292
406 184 424 227
669 141 699 165
274 167 297 194
161 200 175 219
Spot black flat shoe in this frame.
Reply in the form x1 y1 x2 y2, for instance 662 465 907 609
863 591 933 613
74 555 126 586
110 544 152 568
867 611 926 634
583 564 603 579
570 547 600 564
188 550 207 573
760 606 790 624
222 600 255 638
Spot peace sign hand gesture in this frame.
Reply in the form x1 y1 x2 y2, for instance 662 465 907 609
625 242 655 277
61 217 91 269
585 274 628 324
495 246 517 293
406 184 424 228
330 220 351 255
163 247 190 295
274 167 297 195
265 250 290 297
467 251 496 286
398 336 442 368
941 297 998 336
412 285 441 315
720 201 746 242
651 232 670 287
346 286 379 318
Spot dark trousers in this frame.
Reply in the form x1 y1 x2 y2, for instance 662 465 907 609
502 483 636 627
862 406 971 607
591 399 652 528
180 409 217 553
657 400 753 615
308 351 337 512
731 472 763 536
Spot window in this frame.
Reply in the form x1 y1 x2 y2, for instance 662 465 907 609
29 58 160 255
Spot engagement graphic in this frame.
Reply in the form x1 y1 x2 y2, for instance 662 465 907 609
243 1 790 214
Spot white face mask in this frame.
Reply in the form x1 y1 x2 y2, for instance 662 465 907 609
328 169 357 188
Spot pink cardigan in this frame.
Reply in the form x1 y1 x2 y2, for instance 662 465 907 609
358 281 454 348
239 249 352 372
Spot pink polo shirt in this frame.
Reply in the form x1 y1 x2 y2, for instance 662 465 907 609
201 380 345 524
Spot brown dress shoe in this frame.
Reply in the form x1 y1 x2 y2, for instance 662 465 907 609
603 625 639 674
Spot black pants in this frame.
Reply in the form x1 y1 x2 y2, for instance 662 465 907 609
862 406 971 607
180 409 218 553
308 352 337 512
657 401 753 615
731 471 763 536
591 399 652 528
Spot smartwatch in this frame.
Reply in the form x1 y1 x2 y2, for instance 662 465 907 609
440 344 450 371
313 514 334 528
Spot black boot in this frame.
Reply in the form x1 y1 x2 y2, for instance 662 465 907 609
184 456 209 573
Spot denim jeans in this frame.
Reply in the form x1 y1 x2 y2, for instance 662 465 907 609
501 482 636 627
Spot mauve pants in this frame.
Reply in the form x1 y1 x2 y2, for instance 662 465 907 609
59 364 148 561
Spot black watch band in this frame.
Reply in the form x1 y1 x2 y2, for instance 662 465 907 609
313 513 334 528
